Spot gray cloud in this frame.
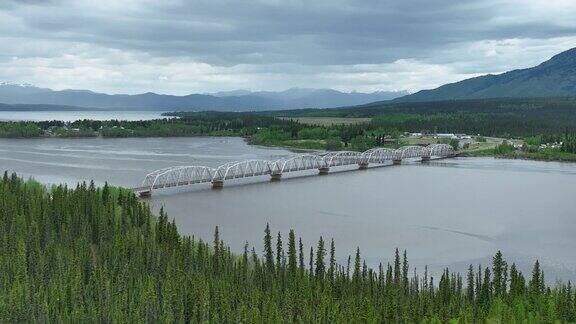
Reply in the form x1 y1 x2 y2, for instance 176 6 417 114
1 0 575 94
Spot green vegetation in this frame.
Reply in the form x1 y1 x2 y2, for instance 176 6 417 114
0 122 42 137
275 97 576 161
274 97 576 137
463 133 576 162
278 116 372 126
3 97 576 161
0 113 399 152
1 173 575 322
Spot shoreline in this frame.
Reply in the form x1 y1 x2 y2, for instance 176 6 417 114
3 133 576 164
460 150 576 163
0 134 576 163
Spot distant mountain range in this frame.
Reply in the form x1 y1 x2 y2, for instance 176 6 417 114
3 47 575 111
0 82 408 111
396 47 576 102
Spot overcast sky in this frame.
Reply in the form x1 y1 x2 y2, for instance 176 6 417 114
1 0 576 95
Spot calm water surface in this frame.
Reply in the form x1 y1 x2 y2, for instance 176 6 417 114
1 137 574 281
0 110 166 122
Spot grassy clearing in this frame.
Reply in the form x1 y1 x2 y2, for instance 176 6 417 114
403 137 444 145
277 116 371 126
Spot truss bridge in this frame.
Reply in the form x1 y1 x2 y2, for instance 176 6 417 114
133 144 456 197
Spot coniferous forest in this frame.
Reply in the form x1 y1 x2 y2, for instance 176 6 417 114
1 172 575 322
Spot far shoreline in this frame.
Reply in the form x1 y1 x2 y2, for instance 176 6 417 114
3 132 576 164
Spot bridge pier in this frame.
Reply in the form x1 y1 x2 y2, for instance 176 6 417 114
270 173 282 181
421 156 431 163
138 190 151 198
211 179 224 189
393 159 402 165
318 166 330 175
358 162 369 169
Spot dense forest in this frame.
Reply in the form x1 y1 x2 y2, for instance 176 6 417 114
1 173 575 322
0 113 289 139
3 97 576 160
273 97 576 137
0 113 390 151
274 97 576 118
3 98 576 141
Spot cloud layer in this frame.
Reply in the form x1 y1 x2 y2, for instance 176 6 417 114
1 0 576 94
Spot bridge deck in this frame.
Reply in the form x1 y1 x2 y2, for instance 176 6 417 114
132 145 457 196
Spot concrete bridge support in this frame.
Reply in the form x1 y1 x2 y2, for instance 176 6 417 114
211 179 224 189
358 162 369 169
421 156 431 163
270 173 282 181
318 166 330 175
138 190 151 198
393 159 402 165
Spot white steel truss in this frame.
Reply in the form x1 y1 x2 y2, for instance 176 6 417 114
138 144 454 193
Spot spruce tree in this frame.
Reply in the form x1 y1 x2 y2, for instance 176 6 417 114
287 230 297 278
482 267 492 305
353 247 361 289
309 247 314 277
492 250 507 298
328 239 336 283
393 248 401 287
402 250 409 295
315 236 326 281
276 231 283 272
530 260 542 297
213 226 220 274
298 238 305 277
509 263 519 298
467 264 475 304
264 223 274 273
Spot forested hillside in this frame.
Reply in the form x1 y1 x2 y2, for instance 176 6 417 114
395 47 576 102
275 97 576 137
0 173 575 322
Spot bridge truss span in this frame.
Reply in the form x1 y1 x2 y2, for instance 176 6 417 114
142 165 217 190
275 154 326 173
323 151 362 167
395 145 426 160
214 159 276 181
135 144 455 195
427 143 455 157
359 148 396 164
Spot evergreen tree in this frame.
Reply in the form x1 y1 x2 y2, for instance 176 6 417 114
264 223 274 273
394 248 401 287
213 226 220 274
309 247 314 277
298 238 305 277
530 260 543 296
315 236 326 281
287 230 297 278
328 239 336 283
467 264 475 304
492 250 507 298
353 248 361 289
276 231 283 272
402 250 409 295
482 267 492 306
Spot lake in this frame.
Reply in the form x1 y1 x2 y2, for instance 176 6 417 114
1 136 575 282
0 110 167 122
